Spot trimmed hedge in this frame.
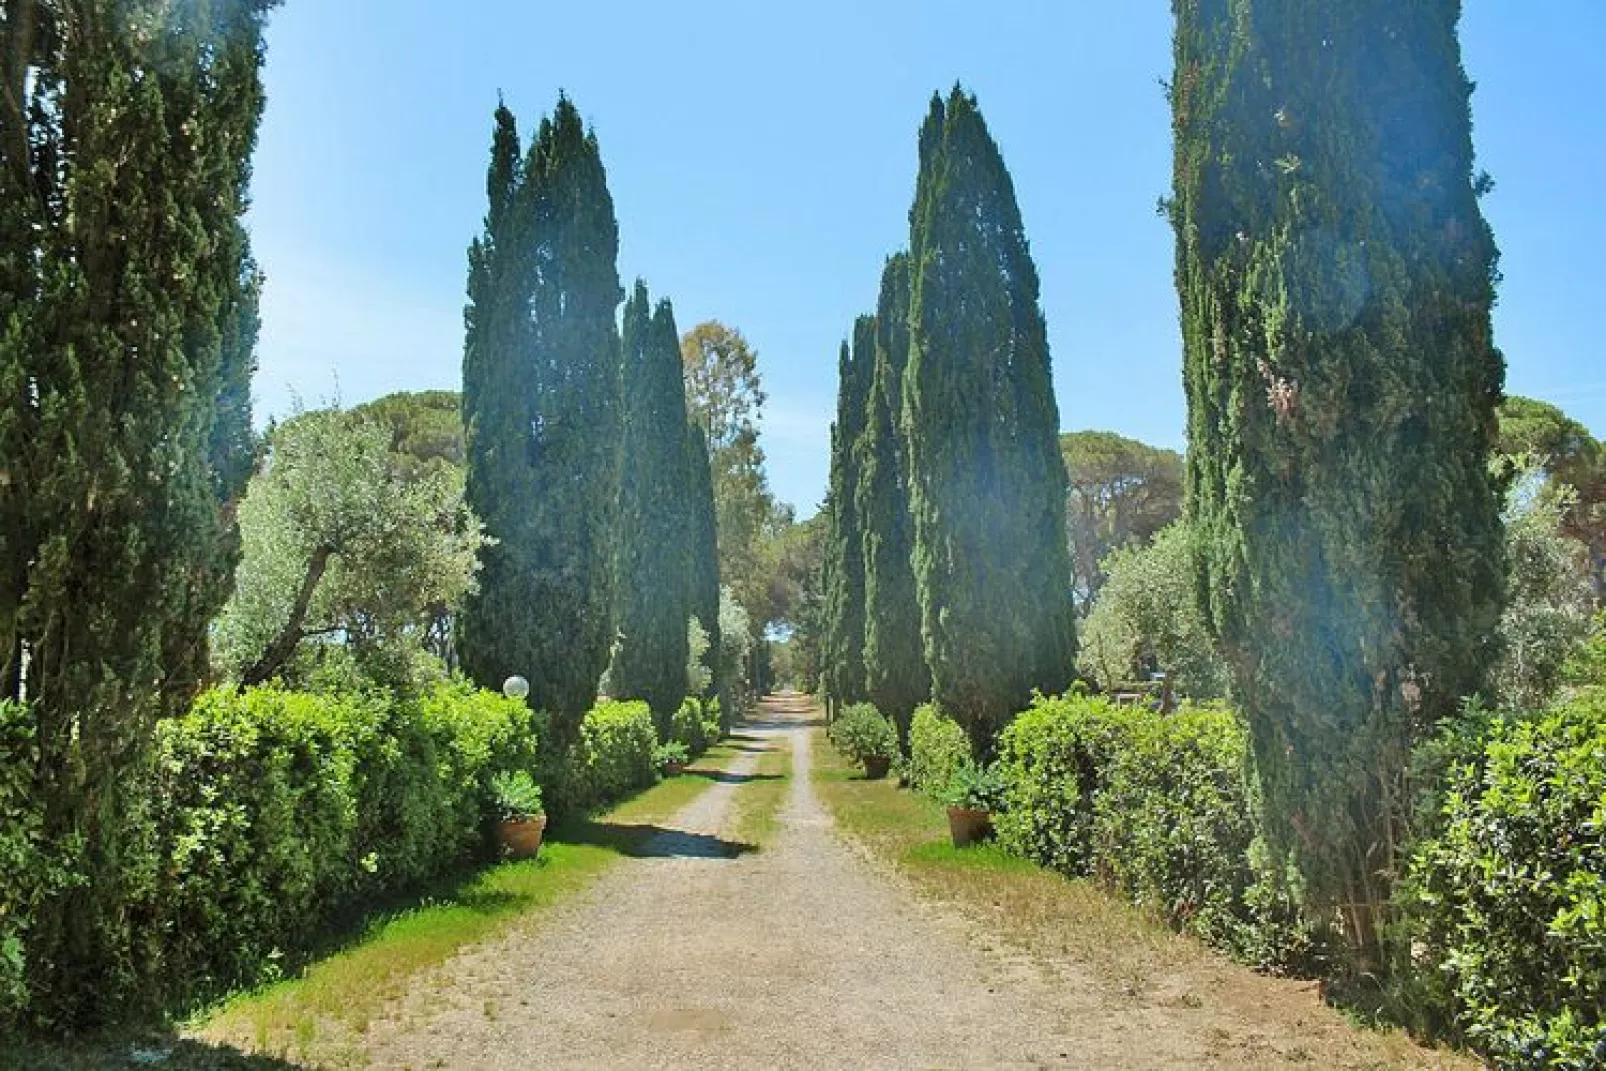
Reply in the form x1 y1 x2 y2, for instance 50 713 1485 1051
546 699 658 816
1401 691 1606 1066
994 694 1317 970
904 703 970 797
0 681 539 1025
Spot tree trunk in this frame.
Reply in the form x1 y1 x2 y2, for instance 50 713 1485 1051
240 544 333 688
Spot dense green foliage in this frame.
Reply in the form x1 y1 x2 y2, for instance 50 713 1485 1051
612 282 697 726
822 324 875 711
668 696 723 757
213 408 485 690
544 700 658 817
903 88 1076 753
827 703 900 764
1401 693 1606 1065
993 695 1317 971
903 704 971 799
857 255 928 734
459 97 624 735
1171 1 1506 950
1 680 538 1024
1497 395 1605 599
1488 469 1595 711
0 0 276 1022
1059 432 1185 613
1077 521 1229 700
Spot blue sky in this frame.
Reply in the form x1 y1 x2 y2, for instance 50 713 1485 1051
248 2 1606 517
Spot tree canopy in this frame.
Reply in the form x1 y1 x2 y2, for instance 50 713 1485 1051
1059 431 1183 614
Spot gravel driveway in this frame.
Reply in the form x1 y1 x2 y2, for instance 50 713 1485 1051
359 695 1100 1069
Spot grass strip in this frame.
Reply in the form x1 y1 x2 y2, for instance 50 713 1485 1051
729 730 792 847
185 737 749 1063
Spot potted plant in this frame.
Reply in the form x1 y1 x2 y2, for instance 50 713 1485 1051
490 769 546 859
829 703 899 779
941 761 1007 847
654 740 690 777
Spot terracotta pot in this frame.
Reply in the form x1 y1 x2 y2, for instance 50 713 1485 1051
497 814 547 859
863 755 892 780
947 806 993 847
664 760 686 777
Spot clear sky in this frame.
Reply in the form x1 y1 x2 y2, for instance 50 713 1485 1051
248 2 1606 518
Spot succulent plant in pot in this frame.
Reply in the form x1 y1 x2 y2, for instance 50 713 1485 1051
940 761 1006 847
490 769 547 858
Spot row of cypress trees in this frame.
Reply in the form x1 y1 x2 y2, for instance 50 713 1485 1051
0 0 277 1017
1171 0 1505 956
823 88 1076 754
458 96 719 746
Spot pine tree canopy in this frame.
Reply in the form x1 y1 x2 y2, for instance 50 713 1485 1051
903 87 1076 753
1172 0 1505 951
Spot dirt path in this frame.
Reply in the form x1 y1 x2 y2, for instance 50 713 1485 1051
349 696 1445 1069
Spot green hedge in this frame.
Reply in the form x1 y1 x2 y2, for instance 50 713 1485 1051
827 703 898 764
1401 690 1606 1066
994 694 1317 970
547 699 657 816
0 681 539 1026
904 703 969 797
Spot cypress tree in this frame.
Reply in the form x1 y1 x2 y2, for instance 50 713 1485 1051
0 0 274 1017
685 418 722 698
1171 1 1505 954
612 281 695 730
903 88 1076 755
823 323 875 711
856 253 927 736
460 95 625 739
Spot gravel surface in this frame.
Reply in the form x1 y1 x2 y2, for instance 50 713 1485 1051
359 696 1107 1069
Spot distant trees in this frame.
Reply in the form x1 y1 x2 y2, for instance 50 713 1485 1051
903 88 1076 754
1059 431 1183 614
459 96 625 740
0 0 276 1018
612 282 697 729
857 255 927 735
214 408 485 690
1172 1 1505 956
681 321 779 637
822 325 874 714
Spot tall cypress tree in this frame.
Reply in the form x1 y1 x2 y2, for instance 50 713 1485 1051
823 321 875 711
0 0 274 1017
460 95 624 738
1171 1 1505 954
613 281 694 730
856 253 927 736
686 418 722 698
903 88 1076 755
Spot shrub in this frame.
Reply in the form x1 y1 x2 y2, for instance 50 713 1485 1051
828 703 898 764
905 704 971 797
1090 704 1256 950
548 700 657 816
670 696 721 756
1400 692 1606 1066
993 695 1131 876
